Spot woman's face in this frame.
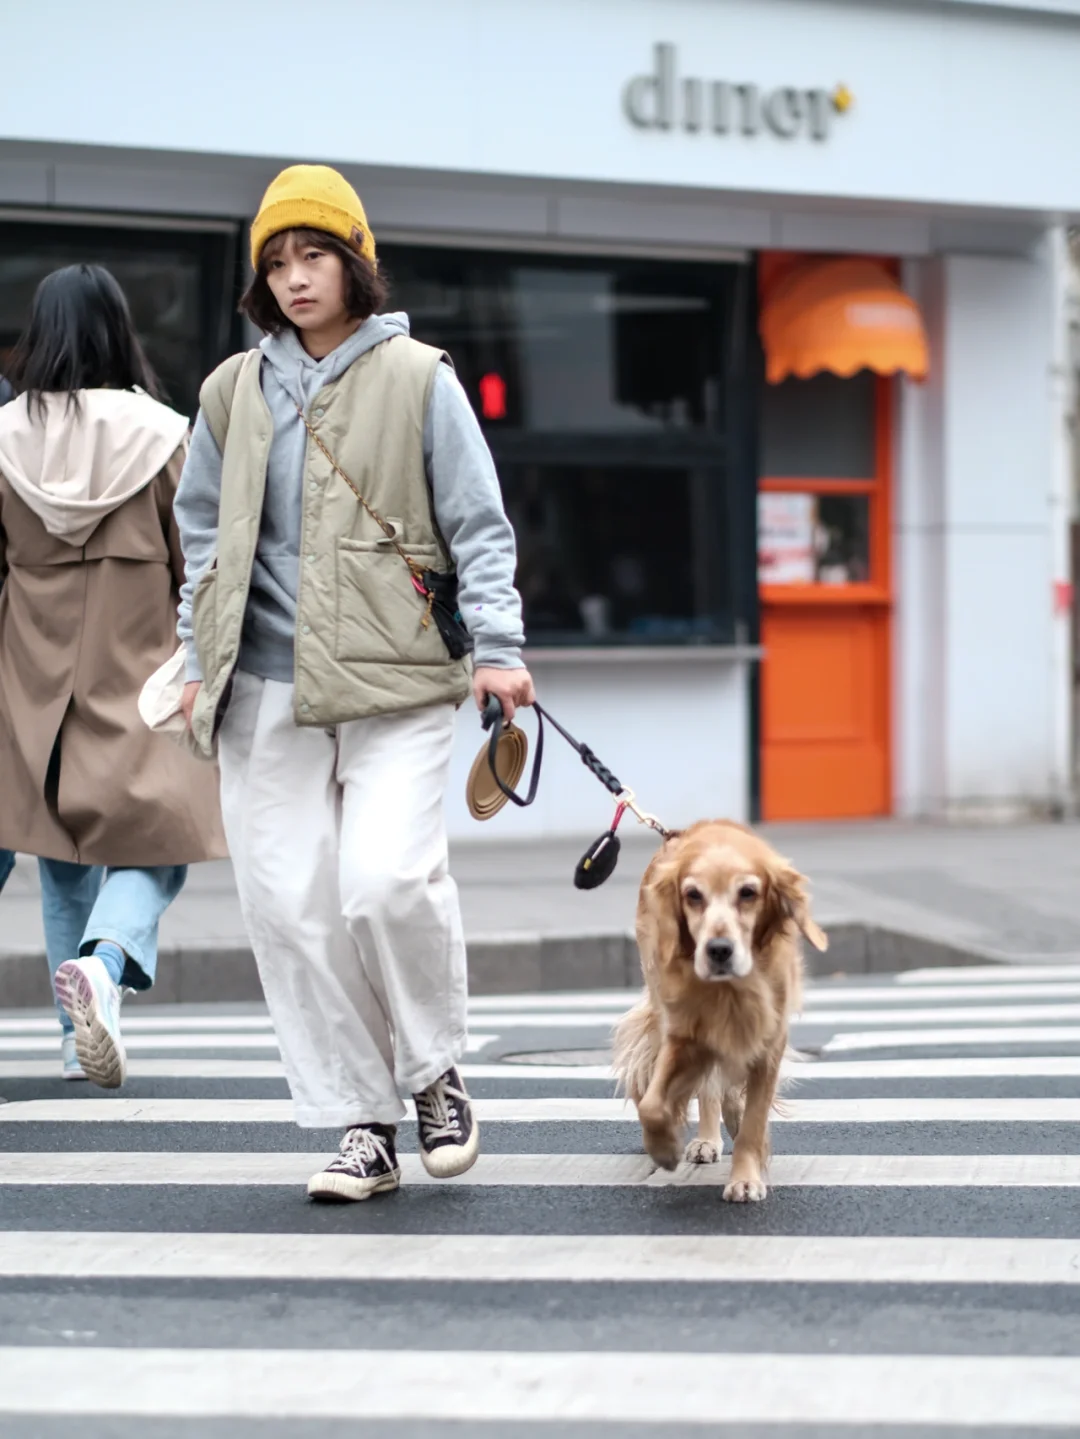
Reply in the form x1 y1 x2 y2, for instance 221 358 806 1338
264 231 348 333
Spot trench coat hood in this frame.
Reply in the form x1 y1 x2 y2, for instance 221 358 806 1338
0 389 189 548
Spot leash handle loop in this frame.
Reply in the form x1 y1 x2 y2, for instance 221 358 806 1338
482 694 544 808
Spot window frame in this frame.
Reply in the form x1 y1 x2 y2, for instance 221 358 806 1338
758 376 893 607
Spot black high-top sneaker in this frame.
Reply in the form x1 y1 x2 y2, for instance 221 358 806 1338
307 1123 400 1202
413 1066 480 1178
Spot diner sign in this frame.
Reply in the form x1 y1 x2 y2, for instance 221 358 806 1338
623 43 853 142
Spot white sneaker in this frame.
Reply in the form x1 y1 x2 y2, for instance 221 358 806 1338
53 955 127 1089
60 1032 87 1082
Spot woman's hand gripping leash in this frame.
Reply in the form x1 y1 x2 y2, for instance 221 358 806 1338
473 666 535 723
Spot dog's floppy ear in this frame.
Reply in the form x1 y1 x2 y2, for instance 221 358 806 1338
756 858 829 953
645 844 694 963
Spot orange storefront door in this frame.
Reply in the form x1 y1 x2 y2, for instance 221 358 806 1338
761 604 890 819
758 376 893 821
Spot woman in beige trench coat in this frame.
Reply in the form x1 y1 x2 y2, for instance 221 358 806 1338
0 264 226 1087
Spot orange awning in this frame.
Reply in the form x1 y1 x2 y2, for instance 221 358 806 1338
760 258 929 384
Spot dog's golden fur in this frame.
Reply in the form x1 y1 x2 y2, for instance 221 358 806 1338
612 820 827 1202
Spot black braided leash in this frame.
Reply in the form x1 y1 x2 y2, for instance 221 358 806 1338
481 695 671 888
481 695 670 839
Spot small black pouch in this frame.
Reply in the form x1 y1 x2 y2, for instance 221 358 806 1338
574 829 622 890
422 569 474 661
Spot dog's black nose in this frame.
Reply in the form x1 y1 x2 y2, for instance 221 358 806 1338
706 937 735 972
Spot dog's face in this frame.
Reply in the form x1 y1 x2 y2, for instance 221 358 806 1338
649 822 828 983
679 851 763 981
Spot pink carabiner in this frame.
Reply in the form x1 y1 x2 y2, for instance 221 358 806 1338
611 801 628 832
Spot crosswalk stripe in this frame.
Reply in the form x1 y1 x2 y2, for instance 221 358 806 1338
897 963 1080 983
467 991 640 1012
3 1151 1080 1187
428 1001 1080 1028
0 1015 278 1034
0 1058 289 1079
799 1003 1080 1026
0 1032 497 1055
823 1025 1080 1052
787 1054 1080 1077
0 1033 282 1053
805 980 1080 1004
2 977 1077 1036
9 1053 1080 1082
3 1231 1078 1285
0 1058 610 1082
5 1095 1080 1123
0 1348 1077 1425
470 980 1080 1007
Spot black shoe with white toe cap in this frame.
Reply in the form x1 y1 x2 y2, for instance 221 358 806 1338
307 1123 401 1202
413 1066 480 1178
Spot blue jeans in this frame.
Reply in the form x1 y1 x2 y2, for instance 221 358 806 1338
38 860 187 1032
0 850 14 894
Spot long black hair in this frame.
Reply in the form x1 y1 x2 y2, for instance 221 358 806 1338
9 263 162 417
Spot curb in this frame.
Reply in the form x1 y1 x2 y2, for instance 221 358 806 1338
0 922 1003 1010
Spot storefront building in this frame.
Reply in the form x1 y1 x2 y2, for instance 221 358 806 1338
3 0 1077 838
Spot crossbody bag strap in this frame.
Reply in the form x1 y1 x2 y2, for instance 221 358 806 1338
294 404 435 629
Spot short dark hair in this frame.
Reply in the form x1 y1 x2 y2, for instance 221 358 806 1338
240 227 389 335
10 263 162 418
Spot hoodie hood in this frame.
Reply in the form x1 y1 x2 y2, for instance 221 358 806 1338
259 312 411 411
0 389 189 547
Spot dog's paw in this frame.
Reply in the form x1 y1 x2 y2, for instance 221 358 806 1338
642 1127 682 1172
722 1176 767 1203
683 1138 720 1165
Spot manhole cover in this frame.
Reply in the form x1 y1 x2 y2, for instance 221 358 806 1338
501 1049 611 1067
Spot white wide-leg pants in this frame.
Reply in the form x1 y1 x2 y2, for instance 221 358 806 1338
217 672 467 1128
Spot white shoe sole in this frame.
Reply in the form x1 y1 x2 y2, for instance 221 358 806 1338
62 1065 88 1082
420 1118 481 1178
53 963 127 1090
307 1167 401 1202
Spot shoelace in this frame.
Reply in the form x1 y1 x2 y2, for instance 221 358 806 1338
415 1077 468 1143
329 1125 393 1174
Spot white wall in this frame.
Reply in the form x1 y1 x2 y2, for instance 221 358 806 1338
895 239 1069 817
443 655 752 841
4 0 1080 217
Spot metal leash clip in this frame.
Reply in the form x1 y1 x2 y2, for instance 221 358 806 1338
616 788 669 839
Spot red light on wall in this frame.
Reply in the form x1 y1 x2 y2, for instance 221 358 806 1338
479 372 507 420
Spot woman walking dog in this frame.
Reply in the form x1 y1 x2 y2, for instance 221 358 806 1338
0 264 225 1082
176 164 532 1200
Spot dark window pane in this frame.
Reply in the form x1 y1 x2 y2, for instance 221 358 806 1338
380 243 753 648
502 463 732 645
760 372 877 479
383 247 732 436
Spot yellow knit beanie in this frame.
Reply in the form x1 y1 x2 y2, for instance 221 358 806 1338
250 164 376 269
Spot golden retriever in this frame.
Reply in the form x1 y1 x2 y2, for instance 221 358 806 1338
612 820 827 1202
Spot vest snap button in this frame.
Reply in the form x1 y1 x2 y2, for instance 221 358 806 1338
306 554 315 563
300 701 310 713
301 624 311 636
314 407 325 418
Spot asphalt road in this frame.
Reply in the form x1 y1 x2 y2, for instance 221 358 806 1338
1 962 1079 1436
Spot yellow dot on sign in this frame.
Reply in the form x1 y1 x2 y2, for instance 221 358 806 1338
833 84 854 113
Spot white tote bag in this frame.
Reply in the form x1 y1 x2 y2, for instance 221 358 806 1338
138 646 207 760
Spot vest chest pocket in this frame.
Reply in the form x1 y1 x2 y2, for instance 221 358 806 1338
335 538 451 667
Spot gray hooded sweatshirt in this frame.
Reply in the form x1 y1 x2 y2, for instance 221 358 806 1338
175 312 524 683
